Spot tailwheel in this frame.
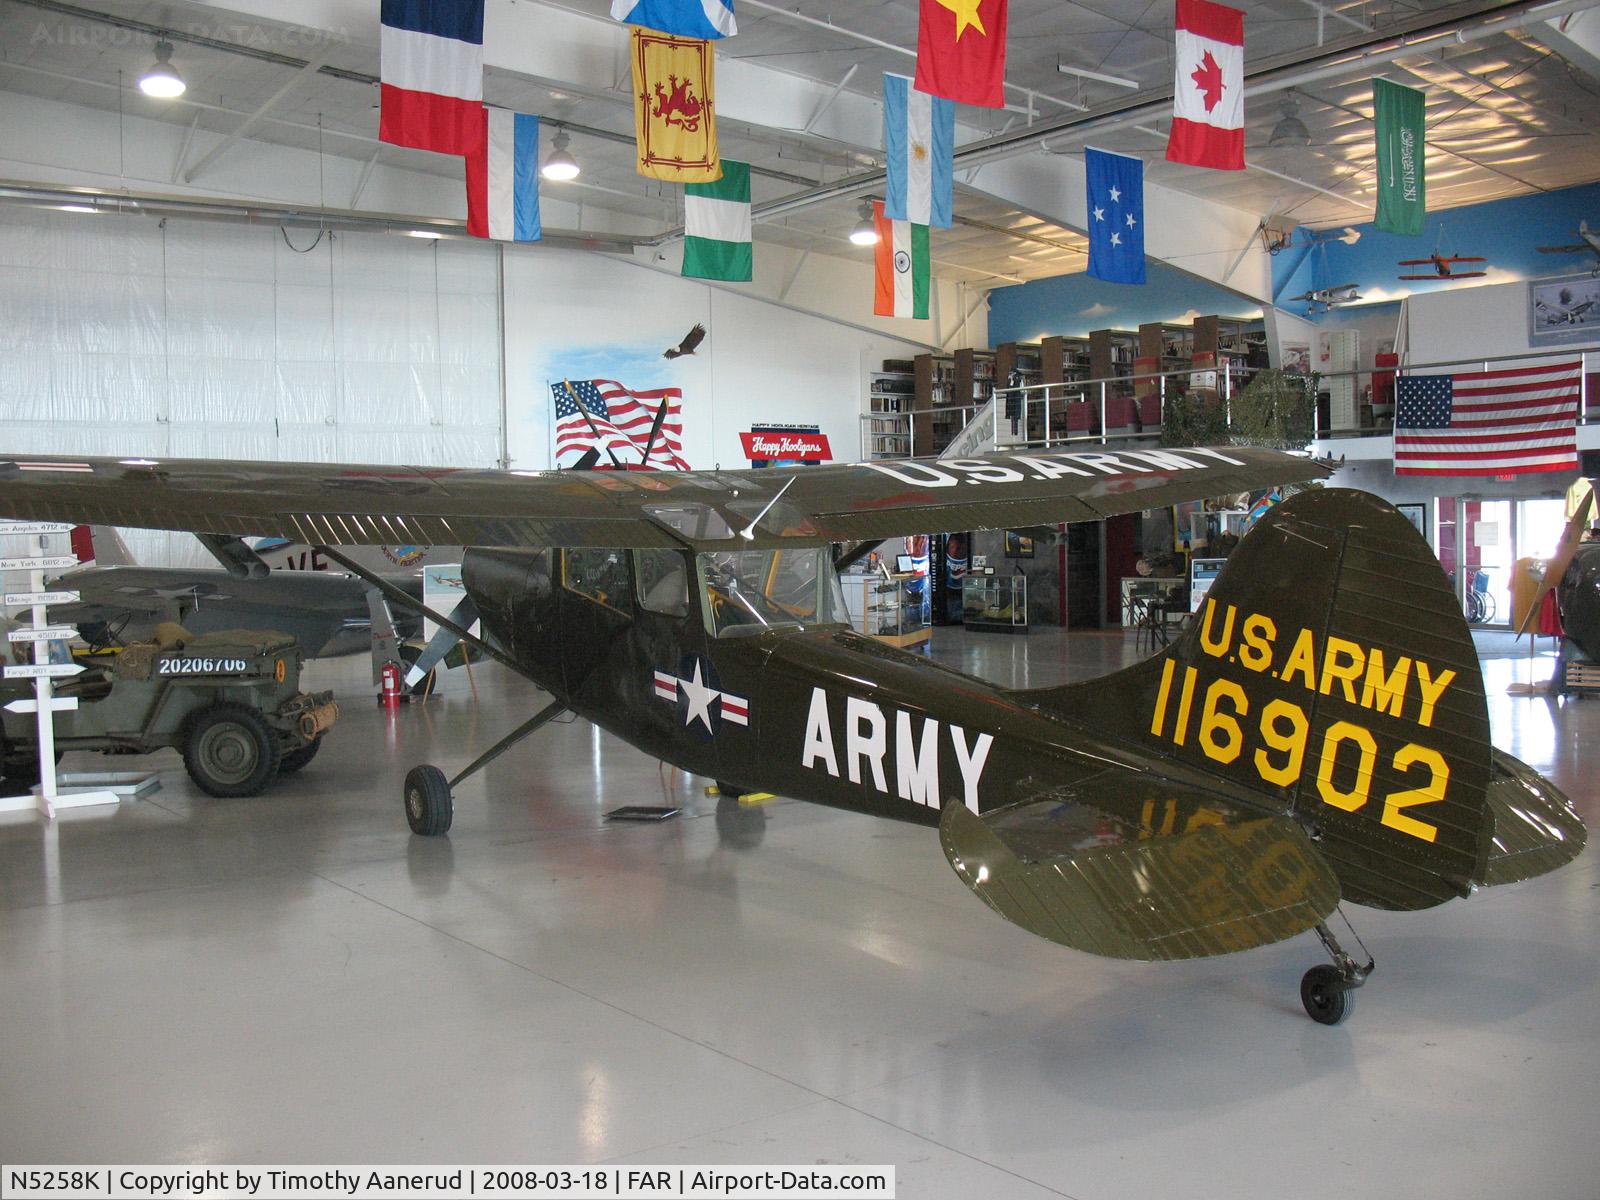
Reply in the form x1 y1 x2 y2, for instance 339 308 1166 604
404 764 453 836
1300 965 1354 1026
1301 915 1373 1026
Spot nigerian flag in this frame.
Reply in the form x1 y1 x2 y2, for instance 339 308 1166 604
682 159 752 282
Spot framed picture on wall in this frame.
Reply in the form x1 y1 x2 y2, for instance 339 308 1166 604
1528 273 1600 347
1004 530 1035 559
1396 503 1427 540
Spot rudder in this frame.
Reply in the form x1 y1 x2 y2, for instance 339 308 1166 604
1030 488 1493 911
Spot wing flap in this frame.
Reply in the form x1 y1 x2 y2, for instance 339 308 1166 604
941 786 1341 962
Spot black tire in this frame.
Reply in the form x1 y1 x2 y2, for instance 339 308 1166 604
183 703 281 798
1301 964 1355 1026
715 780 744 800
278 736 322 775
404 764 453 836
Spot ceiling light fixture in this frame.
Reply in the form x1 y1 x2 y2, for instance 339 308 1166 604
541 128 580 181
1055 61 1139 90
1267 94 1310 148
138 39 186 98
407 229 445 239
56 204 97 214
848 200 879 246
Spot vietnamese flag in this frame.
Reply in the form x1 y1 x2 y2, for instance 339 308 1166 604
914 0 1007 109
1165 0 1245 170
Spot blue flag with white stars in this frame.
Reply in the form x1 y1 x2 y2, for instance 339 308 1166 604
1395 375 1452 428
1085 148 1144 285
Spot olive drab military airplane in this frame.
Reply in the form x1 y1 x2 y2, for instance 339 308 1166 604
0 445 1585 1025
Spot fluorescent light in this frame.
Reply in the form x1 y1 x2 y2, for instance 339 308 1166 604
541 129 579 181
406 229 444 239
56 204 96 214
1056 61 1138 90
849 200 878 246
138 40 186 98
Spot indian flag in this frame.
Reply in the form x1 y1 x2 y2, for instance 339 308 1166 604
682 159 752 282
872 199 929 320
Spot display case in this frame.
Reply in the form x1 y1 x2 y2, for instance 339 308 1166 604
962 574 1027 633
843 574 931 649
1119 577 1185 627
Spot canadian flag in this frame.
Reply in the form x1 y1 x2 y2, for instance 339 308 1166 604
1165 0 1245 170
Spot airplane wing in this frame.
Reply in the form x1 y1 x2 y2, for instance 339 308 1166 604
52 563 411 657
1537 243 1590 254
940 773 1340 960
0 448 1328 552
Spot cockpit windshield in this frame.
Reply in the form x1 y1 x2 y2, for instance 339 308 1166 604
698 548 850 638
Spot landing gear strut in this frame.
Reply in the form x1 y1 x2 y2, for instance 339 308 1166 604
401 698 567 837
1301 915 1374 1026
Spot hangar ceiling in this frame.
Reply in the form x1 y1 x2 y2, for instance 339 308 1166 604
1 0 1598 285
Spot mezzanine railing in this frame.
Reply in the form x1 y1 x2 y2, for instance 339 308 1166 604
860 346 1597 460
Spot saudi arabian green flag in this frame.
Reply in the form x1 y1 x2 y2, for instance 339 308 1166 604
682 159 753 282
1374 79 1426 237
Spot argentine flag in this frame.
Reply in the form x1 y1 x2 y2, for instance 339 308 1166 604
883 73 953 230
611 0 737 39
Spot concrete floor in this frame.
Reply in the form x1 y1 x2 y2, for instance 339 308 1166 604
1 628 1595 1199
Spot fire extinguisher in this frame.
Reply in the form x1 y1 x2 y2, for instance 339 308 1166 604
380 660 402 708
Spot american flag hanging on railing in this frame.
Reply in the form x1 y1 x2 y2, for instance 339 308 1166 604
551 379 689 471
1394 359 1581 476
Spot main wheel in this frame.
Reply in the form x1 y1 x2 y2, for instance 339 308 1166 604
183 703 281 797
1301 964 1355 1026
278 736 322 775
404 764 453 836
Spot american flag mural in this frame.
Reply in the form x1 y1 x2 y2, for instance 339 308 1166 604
1394 360 1581 476
551 378 689 470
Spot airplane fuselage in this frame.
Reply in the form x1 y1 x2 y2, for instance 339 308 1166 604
460 545 1252 828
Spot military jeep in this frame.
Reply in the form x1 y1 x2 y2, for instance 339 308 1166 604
0 627 338 797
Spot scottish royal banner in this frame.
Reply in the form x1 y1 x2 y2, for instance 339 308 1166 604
1374 78 1426 237
631 28 721 183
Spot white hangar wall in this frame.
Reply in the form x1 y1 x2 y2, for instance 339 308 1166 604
0 205 946 563
501 247 933 472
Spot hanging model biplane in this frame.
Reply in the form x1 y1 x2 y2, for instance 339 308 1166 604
1536 220 1600 273
1397 252 1488 280
0 445 1584 1025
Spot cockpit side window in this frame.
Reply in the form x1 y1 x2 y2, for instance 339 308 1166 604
634 549 690 618
698 548 849 638
561 548 633 614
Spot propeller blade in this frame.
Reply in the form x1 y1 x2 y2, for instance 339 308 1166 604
570 448 601 471
640 399 670 466
563 379 624 469
404 595 481 689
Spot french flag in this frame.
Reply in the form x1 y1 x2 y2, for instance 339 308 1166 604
465 109 541 241
379 0 485 156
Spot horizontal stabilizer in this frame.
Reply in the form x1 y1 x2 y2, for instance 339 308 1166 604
1479 749 1586 887
940 784 1340 961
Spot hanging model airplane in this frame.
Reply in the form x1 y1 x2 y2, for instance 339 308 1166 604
0 446 1583 1026
1397 252 1488 280
1287 283 1362 313
1536 220 1600 273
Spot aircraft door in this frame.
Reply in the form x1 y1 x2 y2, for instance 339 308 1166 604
556 548 638 705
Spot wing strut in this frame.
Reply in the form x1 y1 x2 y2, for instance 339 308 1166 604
448 698 567 789
314 544 536 683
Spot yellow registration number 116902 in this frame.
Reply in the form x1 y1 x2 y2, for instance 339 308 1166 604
1148 658 1448 843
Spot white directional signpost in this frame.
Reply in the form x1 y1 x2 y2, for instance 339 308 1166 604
0 523 119 817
